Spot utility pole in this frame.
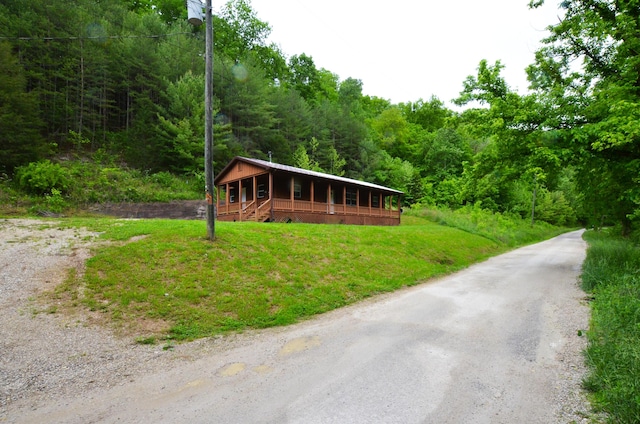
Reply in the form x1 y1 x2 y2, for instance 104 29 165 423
531 175 537 226
204 0 215 240
187 0 215 240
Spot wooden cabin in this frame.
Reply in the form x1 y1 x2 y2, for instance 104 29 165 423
214 157 403 226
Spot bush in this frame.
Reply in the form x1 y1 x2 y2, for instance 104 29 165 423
5 155 204 214
15 160 69 195
44 188 68 213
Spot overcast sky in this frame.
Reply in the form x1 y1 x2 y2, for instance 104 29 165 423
245 0 562 106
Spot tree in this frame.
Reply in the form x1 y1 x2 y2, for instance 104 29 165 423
529 0 640 234
269 87 312 163
156 71 207 173
421 128 471 180
0 42 49 174
400 96 453 133
369 107 412 160
214 0 271 60
292 144 312 170
213 56 277 161
286 53 322 103
454 60 568 215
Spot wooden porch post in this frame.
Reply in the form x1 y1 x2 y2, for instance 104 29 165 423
215 183 219 213
225 183 230 214
238 179 243 221
290 176 295 211
343 186 346 212
252 176 257 221
379 192 383 215
269 172 274 221
368 191 372 216
356 188 360 215
311 180 315 213
327 184 331 213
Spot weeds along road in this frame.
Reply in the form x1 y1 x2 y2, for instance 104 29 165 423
16 230 590 423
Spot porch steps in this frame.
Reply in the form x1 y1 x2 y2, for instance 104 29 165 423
242 199 271 222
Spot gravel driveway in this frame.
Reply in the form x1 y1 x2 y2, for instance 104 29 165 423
1 220 593 423
0 219 224 422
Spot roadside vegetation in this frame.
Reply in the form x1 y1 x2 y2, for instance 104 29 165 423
581 230 640 423
0 156 201 216
47 212 567 343
404 205 568 247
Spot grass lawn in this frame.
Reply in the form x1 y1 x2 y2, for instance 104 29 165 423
51 213 563 342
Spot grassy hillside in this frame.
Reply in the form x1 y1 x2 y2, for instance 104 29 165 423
49 214 567 343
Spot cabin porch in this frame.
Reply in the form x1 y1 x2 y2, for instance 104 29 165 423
216 172 401 225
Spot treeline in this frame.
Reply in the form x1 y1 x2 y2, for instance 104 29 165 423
1 0 639 234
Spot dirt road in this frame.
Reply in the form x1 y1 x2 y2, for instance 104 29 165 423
2 223 591 423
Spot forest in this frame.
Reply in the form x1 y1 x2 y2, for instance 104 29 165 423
1 0 639 235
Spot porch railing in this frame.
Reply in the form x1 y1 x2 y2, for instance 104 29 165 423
271 199 399 217
219 198 399 218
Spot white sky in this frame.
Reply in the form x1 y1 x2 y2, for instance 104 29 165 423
247 0 562 106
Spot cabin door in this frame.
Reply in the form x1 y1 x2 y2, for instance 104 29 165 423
329 189 335 214
241 187 247 211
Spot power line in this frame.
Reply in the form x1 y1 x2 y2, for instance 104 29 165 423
0 32 194 41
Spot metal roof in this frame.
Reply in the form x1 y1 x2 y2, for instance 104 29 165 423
217 156 403 195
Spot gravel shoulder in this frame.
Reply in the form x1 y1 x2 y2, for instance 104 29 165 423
0 219 225 421
0 220 594 423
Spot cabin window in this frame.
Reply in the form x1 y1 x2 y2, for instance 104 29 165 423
294 180 302 199
229 187 236 203
372 194 379 208
346 188 357 206
257 184 266 199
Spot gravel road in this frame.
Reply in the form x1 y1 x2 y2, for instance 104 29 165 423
1 220 593 423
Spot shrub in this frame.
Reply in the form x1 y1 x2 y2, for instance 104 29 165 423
44 188 68 213
16 160 69 195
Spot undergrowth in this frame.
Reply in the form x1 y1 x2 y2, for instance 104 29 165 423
404 203 569 247
0 156 201 216
581 229 640 423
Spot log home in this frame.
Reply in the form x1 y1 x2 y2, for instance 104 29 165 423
214 157 403 225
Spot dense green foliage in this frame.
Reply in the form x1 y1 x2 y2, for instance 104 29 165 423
50 213 566 340
0 0 592 229
581 230 640 423
528 0 640 235
1 157 201 215
2 0 639 233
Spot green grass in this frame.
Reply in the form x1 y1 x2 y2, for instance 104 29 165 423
404 204 570 246
581 230 640 423
51 215 516 341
